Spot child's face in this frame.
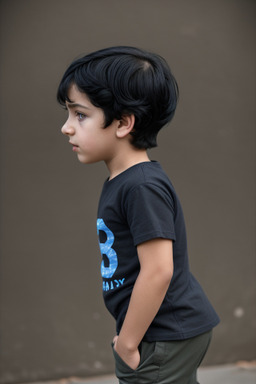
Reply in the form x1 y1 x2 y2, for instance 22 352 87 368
61 84 118 164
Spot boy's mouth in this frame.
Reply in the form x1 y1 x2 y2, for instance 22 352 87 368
69 142 79 151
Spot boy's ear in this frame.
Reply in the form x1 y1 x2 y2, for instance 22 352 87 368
116 114 135 139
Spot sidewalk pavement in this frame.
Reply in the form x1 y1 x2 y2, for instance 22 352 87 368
27 363 256 384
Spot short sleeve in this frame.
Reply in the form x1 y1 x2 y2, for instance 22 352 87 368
125 183 176 246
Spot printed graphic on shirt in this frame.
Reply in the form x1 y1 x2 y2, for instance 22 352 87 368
103 278 125 292
97 219 125 291
97 218 118 278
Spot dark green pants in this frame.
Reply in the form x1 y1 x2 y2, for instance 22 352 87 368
112 330 212 384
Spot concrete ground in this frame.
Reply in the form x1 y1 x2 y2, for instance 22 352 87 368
25 363 256 384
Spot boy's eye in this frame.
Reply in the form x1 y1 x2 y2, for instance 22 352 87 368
76 112 86 121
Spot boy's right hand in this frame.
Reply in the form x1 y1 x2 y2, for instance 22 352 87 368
113 335 140 370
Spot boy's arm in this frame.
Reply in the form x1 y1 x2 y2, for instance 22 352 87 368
114 238 173 370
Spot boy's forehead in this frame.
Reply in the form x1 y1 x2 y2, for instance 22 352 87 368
67 84 92 107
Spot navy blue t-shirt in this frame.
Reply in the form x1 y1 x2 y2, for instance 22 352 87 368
97 161 219 341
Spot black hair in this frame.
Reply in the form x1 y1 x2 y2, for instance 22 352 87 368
57 46 179 149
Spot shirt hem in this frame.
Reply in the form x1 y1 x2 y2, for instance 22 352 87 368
142 319 220 342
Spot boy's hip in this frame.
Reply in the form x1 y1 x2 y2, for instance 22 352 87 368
112 330 212 384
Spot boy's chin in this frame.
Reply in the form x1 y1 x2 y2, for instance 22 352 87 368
77 154 99 165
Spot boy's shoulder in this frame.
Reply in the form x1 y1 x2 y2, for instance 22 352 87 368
98 160 178 226
102 161 174 204
127 161 172 190
106 161 168 191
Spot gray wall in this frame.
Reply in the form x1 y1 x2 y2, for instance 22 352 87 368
0 0 255 382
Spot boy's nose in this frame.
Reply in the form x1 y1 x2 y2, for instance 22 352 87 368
61 120 75 136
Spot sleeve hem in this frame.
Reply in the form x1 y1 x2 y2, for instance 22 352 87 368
134 231 176 246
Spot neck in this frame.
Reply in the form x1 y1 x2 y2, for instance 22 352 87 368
106 148 150 180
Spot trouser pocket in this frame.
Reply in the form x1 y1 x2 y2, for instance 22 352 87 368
112 341 164 384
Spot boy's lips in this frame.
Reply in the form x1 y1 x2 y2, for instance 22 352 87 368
69 142 79 151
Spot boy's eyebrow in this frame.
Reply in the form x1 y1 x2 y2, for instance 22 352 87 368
66 102 91 110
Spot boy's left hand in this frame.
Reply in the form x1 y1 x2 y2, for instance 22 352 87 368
113 335 140 370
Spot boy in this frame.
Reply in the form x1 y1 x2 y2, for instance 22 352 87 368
57 46 219 384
